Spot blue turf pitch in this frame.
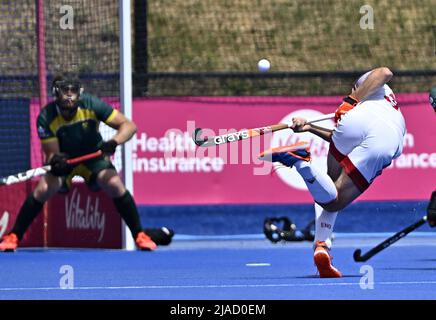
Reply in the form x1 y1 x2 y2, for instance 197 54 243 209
1 235 436 300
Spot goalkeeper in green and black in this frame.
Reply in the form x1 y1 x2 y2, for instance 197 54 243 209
0 73 173 251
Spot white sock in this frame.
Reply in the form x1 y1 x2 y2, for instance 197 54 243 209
294 160 338 204
314 202 338 249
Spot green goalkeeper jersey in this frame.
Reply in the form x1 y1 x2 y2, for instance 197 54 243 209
37 93 118 158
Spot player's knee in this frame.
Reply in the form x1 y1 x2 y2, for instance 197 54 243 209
34 180 61 202
318 198 348 212
322 202 345 212
33 188 47 202
99 175 125 197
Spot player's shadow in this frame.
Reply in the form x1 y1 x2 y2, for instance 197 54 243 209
294 275 361 279
416 259 436 262
13 249 50 253
380 267 436 271
230 275 361 280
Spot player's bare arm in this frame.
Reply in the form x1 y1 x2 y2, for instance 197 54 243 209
308 124 333 142
352 67 393 101
291 117 333 142
106 112 137 145
41 140 60 163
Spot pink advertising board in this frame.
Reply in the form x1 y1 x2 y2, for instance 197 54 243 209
0 176 122 248
47 184 122 248
132 94 435 205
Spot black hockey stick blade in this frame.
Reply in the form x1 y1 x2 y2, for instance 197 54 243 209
353 215 427 262
193 128 207 147
353 249 365 262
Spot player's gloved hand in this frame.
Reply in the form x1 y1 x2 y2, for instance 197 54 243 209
49 153 74 176
100 139 118 155
335 95 359 123
426 191 436 227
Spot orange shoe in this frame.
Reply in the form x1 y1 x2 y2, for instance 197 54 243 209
135 231 157 251
314 241 342 278
259 141 311 168
0 233 19 252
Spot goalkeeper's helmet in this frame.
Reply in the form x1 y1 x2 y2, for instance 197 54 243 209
52 74 83 119
263 216 316 243
263 216 297 243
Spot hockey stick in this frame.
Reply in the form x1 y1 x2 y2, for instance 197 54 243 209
353 215 428 262
193 112 335 147
0 150 103 186
355 190 435 260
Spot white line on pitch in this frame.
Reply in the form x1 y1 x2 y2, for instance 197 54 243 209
3 280 436 291
246 263 271 267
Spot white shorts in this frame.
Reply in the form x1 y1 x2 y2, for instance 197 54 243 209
330 100 406 192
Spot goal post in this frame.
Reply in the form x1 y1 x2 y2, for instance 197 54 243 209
119 0 135 251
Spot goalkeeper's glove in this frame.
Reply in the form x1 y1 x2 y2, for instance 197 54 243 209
49 153 74 177
100 139 118 155
335 95 359 123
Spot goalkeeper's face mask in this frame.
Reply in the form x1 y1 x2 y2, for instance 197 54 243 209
57 83 81 119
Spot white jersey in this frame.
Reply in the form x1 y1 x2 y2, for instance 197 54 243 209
330 71 406 191
354 71 406 140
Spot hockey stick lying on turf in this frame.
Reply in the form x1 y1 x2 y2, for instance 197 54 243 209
193 112 335 147
353 215 428 262
0 150 103 186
